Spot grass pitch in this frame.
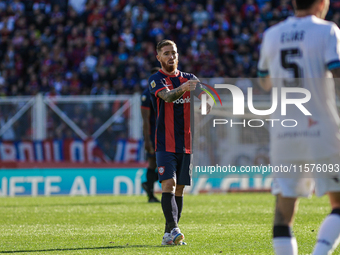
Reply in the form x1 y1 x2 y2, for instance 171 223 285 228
0 193 336 254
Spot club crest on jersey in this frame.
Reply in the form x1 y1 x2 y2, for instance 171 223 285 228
141 95 147 101
151 80 156 88
158 166 165 175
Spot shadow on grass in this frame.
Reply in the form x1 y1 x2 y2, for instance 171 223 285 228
0 245 172 253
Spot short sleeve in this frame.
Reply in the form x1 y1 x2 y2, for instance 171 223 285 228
190 74 200 82
257 32 270 77
325 24 340 70
141 89 151 109
149 76 167 97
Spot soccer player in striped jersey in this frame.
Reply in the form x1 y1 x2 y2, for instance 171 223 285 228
141 67 161 203
149 39 212 245
258 0 340 254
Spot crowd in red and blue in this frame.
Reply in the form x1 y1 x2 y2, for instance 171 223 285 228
0 0 339 97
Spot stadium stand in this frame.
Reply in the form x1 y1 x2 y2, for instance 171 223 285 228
0 0 338 98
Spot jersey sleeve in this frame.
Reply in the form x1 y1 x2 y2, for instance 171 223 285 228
141 89 151 109
257 32 270 77
149 76 167 97
325 24 340 70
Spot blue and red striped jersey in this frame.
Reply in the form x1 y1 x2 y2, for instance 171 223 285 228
149 69 202 154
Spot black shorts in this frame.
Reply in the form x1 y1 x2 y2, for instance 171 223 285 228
156 151 192 186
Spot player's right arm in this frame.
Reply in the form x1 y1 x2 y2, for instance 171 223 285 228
326 24 340 99
149 76 198 102
257 31 272 92
157 80 198 102
258 75 272 92
331 68 340 99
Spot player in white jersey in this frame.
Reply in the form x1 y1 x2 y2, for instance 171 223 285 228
258 0 340 254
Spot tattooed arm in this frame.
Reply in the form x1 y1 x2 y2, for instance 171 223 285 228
157 80 198 102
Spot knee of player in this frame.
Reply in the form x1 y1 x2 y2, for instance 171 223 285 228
161 178 176 193
175 185 185 196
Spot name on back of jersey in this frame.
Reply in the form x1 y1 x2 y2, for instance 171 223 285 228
281 30 305 43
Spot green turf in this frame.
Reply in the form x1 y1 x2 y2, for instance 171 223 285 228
0 193 337 254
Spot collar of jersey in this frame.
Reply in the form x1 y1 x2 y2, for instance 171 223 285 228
288 15 314 21
159 69 180 77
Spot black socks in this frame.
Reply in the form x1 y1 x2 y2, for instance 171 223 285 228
273 225 292 238
175 196 183 222
162 193 178 232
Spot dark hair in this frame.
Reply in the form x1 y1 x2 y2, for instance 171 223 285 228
156 40 176 54
295 0 319 10
151 67 159 74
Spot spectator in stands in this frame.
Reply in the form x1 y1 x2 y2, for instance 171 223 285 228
192 4 210 27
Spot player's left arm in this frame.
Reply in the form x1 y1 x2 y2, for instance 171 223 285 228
141 92 154 154
141 107 154 154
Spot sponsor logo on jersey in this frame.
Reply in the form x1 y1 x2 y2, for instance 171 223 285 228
174 96 190 104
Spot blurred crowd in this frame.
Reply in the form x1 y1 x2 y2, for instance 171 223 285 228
0 0 339 97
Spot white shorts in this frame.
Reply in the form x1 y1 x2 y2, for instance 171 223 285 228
271 154 340 197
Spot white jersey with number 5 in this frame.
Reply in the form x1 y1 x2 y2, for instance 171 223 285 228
258 15 340 162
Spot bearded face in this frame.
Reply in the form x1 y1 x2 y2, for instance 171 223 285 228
160 58 178 73
157 45 179 74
